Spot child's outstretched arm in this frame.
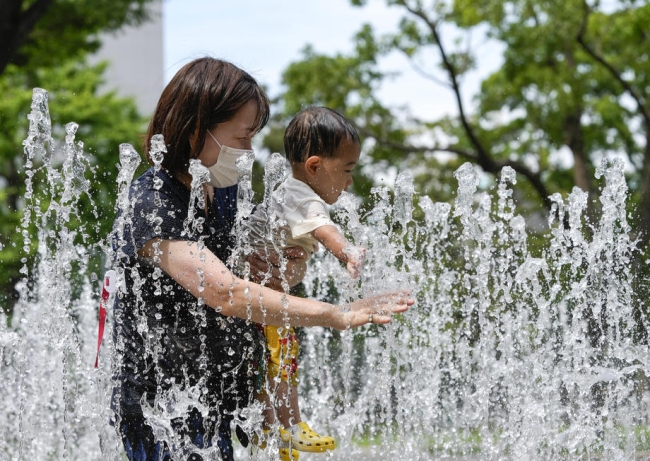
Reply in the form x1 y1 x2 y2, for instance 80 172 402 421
311 224 366 278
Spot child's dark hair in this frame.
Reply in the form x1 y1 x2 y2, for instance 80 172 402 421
283 107 360 163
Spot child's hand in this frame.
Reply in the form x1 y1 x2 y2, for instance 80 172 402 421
344 246 366 279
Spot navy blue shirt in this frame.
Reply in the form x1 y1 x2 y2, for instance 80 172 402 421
111 167 264 424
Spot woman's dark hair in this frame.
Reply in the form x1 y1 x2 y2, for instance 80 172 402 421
144 57 270 177
283 107 360 164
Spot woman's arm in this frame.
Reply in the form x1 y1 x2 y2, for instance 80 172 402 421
140 238 410 330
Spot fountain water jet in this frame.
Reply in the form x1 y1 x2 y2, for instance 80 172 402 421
1 88 122 460
297 158 647 461
0 88 648 460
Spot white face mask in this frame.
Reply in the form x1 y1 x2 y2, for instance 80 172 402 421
205 130 253 188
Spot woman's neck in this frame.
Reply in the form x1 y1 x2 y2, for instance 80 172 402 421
175 171 214 212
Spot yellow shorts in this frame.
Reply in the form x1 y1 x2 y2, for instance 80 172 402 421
264 325 300 388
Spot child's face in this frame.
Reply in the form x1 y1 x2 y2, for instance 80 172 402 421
311 138 361 205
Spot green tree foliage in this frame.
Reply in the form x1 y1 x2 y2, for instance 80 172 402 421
0 0 154 75
270 0 650 255
0 0 154 312
0 61 146 312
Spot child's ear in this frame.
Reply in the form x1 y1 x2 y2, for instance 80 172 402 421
304 156 321 177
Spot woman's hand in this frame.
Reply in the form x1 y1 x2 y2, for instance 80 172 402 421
332 291 414 331
246 246 309 291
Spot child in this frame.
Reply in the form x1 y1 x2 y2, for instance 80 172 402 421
239 107 365 459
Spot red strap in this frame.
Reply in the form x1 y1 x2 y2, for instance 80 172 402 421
94 271 115 368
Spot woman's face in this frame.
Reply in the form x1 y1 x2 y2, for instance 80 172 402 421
198 99 258 168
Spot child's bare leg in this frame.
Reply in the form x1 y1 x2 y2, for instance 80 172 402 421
255 391 276 430
275 381 301 428
254 390 300 461
274 378 336 453
263 325 334 453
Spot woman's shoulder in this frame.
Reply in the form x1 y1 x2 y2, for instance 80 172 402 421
129 168 189 205
113 168 194 256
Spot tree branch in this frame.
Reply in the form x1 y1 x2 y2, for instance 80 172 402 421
359 126 553 209
576 1 650 129
397 1 494 163
404 51 451 88
393 0 552 209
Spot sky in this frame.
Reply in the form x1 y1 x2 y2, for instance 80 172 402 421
162 0 503 122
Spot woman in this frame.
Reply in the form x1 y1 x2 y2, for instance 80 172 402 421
110 57 412 461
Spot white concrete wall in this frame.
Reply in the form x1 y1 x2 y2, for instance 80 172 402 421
91 0 163 116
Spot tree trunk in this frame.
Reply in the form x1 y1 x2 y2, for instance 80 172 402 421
639 137 650 252
0 0 55 75
564 107 597 225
